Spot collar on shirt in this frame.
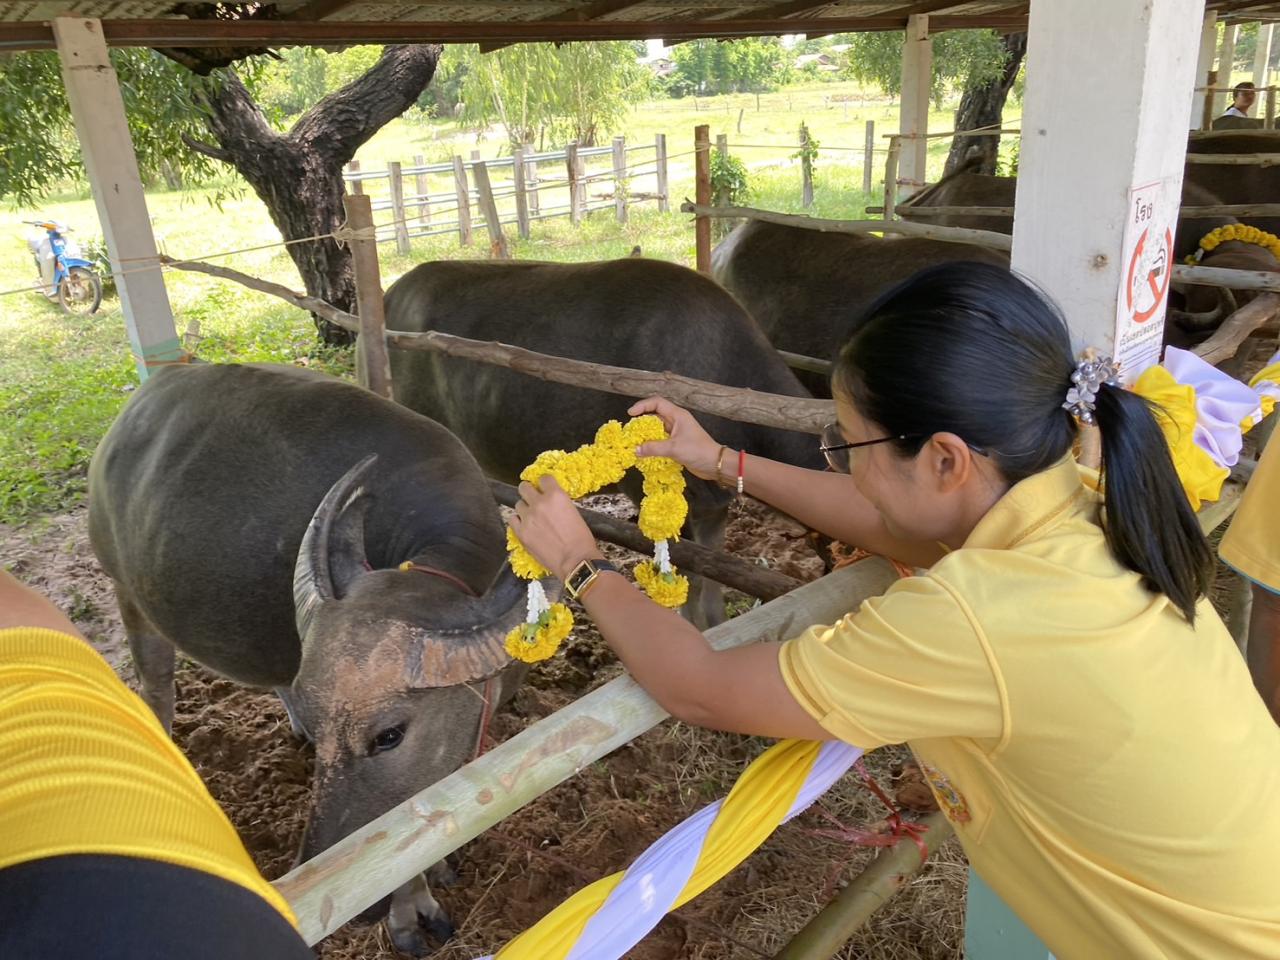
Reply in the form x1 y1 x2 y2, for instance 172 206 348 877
961 456 1094 551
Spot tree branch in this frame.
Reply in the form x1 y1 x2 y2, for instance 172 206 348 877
193 70 283 160
181 133 232 164
290 44 441 164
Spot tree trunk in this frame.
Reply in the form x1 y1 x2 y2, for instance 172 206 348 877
944 32 1027 177
189 46 441 344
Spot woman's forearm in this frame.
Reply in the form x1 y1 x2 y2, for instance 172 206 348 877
574 570 830 740
728 453 945 568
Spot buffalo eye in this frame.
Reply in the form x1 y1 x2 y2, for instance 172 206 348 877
369 724 406 756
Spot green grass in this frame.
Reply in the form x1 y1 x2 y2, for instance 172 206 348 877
0 80 1005 524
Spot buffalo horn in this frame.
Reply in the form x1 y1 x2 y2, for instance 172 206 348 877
408 567 538 687
293 454 376 639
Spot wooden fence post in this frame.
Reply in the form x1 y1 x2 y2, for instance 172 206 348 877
341 193 393 400
524 144 540 216
655 133 670 213
1268 86 1277 129
695 123 711 274
863 119 875 194
452 156 473 246
513 146 531 239
566 141 582 225
413 153 430 225
347 159 362 195
883 135 901 220
387 161 411 256
612 135 628 223
714 133 729 209
1203 69 1218 130
472 160 511 259
800 122 814 208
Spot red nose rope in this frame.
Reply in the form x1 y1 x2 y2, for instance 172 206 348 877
398 561 499 761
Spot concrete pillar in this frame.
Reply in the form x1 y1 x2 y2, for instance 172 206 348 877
1254 23 1274 89
1011 0 1206 382
1192 11 1219 126
1216 23 1239 114
52 16 179 381
898 14 932 199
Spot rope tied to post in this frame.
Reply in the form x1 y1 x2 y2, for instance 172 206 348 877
330 223 379 247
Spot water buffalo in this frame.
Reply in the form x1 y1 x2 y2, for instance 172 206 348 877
897 167 1241 260
1185 129 1280 237
88 362 529 955
895 167 1277 340
371 257 823 626
710 220 1008 396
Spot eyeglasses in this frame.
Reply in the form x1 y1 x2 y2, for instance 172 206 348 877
819 422 989 473
819 422 920 473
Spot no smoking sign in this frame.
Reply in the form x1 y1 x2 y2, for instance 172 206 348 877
1125 223 1173 323
1115 178 1178 378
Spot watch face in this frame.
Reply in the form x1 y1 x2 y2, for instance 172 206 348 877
568 562 593 595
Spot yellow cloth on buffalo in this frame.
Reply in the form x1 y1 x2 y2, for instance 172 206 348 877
1131 364 1230 510
1243 359 1280 431
0 626 297 927
1221 438 1280 592
779 458 1280 960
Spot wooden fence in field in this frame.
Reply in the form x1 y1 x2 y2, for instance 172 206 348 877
342 135 676 254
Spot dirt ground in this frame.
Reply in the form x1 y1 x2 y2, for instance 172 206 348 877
1 494 969 960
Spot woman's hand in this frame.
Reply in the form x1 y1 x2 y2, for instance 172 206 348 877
628 396 725 481
510 476 601 581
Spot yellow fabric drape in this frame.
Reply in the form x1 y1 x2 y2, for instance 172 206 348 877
1131 366 1230 510
494 738 821 960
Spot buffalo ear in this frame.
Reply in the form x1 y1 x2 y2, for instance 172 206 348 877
293 455 376 640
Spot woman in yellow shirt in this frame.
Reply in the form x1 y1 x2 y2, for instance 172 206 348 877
514 262 1280 959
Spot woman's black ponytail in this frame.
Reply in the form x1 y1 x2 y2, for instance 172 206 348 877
1092 384 1214 623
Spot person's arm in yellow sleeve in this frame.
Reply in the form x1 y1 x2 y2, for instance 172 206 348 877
1219 436 1280 724
0 567 84 637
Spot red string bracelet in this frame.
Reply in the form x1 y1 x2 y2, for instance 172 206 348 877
736 449 745 496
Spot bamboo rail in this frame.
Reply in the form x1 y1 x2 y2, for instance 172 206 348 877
1184 152 1280 166
778 350 834 376
274 559 901 944
1178 202 1280 217
773 812 954 960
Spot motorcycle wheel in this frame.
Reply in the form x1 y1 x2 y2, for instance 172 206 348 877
58 267 103 316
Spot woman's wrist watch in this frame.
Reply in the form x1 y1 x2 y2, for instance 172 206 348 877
564 557 618 601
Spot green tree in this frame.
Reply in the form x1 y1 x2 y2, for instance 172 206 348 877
0 49 259 204
454 41 645 148
669 37 789 96
839 28 1008 107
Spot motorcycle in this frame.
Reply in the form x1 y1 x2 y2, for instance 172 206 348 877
25 220 103 315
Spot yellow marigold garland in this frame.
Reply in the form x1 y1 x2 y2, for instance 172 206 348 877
1186 224 1280 263
505 415 690 664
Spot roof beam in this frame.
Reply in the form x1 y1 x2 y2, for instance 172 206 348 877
879 1 972 16
1 15 941 51
479 0 648 53
282 0 360 21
